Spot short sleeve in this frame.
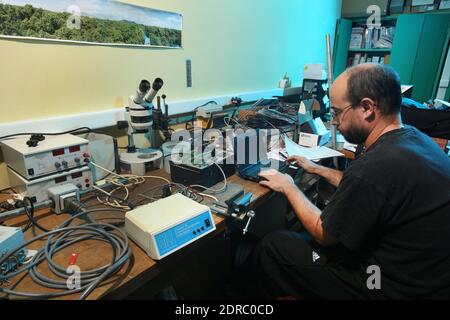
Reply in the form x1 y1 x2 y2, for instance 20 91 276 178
321 174 389 253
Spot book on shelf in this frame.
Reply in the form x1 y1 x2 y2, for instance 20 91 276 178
375 26 395 49
352 53 362 66
350 27 364 49
347 54 388 67
349 25 395 50
360 54 368 64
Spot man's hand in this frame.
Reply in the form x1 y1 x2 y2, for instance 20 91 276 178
258 169 296 194
286 156 319 174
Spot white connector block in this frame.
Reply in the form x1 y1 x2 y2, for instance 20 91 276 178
47 184 80 214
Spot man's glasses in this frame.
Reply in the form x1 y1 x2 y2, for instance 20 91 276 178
330 104 354 119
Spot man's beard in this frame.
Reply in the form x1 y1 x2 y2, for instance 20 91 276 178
340 125 369 145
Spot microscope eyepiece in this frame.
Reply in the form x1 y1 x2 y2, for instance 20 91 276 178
152 78 164 91
144 78 164 103
139 80 151 93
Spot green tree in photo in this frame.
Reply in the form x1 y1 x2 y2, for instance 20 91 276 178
0 3 182 47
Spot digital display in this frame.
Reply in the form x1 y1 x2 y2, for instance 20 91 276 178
69 146 81 153
71 172 83 179
52 149 65 156
55 176 67 184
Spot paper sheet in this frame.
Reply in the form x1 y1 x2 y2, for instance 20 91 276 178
284 136 344 160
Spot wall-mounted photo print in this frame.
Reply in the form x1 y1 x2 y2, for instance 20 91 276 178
0 0 182 48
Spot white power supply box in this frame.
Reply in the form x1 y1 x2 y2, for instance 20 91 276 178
1 134 89 180
125 193 216 260
7 165 93 203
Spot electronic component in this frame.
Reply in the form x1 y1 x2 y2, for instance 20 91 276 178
47 183 80 214
1 134 89 180
7 165 92 203
0 226 26 276
125 193 216 260
170 151 235 188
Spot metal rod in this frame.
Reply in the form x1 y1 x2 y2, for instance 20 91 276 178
326 34 339 169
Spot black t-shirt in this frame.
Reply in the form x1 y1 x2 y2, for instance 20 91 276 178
321 126 450 299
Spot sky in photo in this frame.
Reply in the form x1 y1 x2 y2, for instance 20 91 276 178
1 0 182 30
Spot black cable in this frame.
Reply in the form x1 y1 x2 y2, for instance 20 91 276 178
0 127 92 141
21 197 50 233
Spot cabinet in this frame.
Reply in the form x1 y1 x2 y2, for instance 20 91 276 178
333 12 450 103
333 17 397 79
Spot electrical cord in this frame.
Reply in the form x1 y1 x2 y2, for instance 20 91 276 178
198 193 219 202
21 197 50 233
135 182 201 205
224 116 247 128
186 101 219 130
0 127 92 141
0 208 130 300
89 160 170 210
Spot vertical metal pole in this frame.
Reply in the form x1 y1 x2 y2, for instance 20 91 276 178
326 34 339 168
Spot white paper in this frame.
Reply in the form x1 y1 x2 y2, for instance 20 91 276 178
299 101 307 115
267 148 286 162
284 136 344 160
298 133 320 148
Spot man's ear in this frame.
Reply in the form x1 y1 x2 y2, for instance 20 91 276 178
360 98 376 121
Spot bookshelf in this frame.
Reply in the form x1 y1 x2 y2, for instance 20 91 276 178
333 12 450 103
346 19 396 68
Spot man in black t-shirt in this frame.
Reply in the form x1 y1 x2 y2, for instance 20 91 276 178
255 63 450 299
